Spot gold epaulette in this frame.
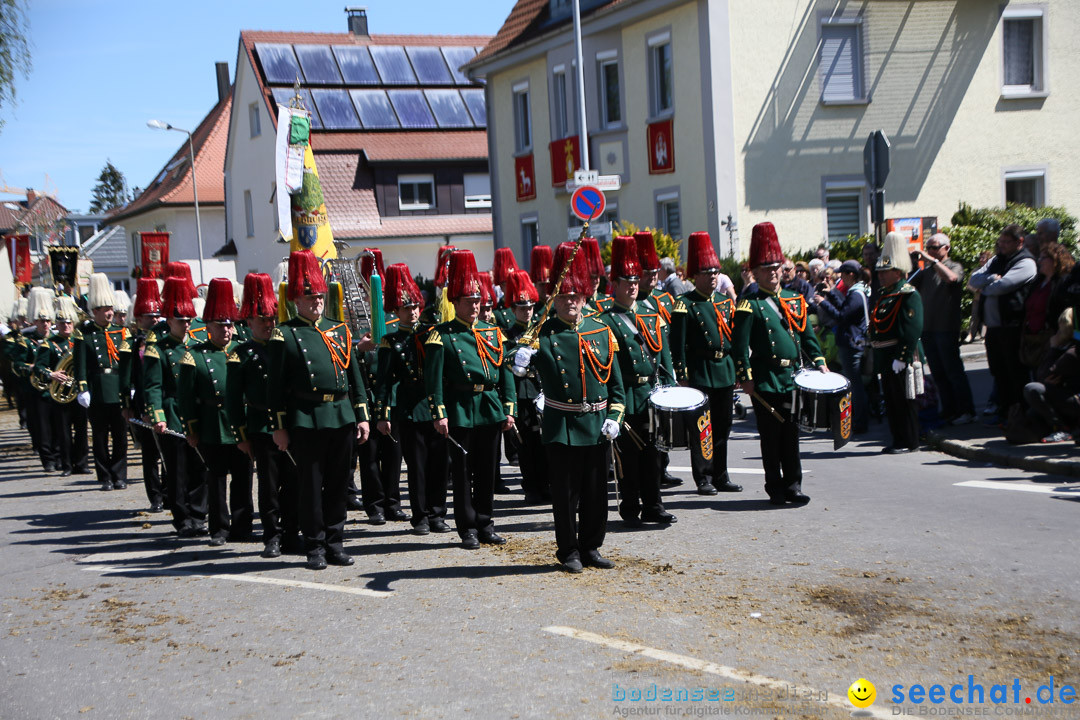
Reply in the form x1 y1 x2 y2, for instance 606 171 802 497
426 331 443 346
228 352 240 363
144 345 160 360
118 340 131 353
673 299 687 313
147 331 157 343
71 327 83 340
736 299 753 313
608 328 620 352
269 328 284 342
180 351 195 366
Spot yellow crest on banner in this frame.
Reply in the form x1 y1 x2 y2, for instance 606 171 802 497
290 145 337 261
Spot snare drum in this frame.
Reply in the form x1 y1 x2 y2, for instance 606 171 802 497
648 385 707 451
792 369 850 433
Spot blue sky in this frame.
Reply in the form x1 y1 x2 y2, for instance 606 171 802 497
0 0 515 213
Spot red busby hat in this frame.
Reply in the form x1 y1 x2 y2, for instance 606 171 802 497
164 261 197 296
633 231 661 272
581 237 604 277
446 249 483 301
133 278 162 317
161 277 196 319
434 245 458 287
505 270 539 307
609 235 642 282
686 232 721 276
287 250 328 300
239 273 278 319
383 263 423 312
492 247 520 286
203 278 238 323
478 274 496 307
529 245 554 285
551 241 592 296
359 248 384 282
747 222 784 268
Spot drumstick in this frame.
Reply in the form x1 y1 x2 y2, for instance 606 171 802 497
750 390 786 422
622 423 646 450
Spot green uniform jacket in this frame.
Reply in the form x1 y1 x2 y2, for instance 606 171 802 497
424 317 516 428
493 306 516 333
226 338 273 441
179 340 239 445
16 330 50 399
671 290 737 389
33 334 73 400
186 319 208 347
870 281 924 367
74 322 129 404
267 316 369 431
3 332 28 390
649 288 676 322
374 323 435 423
533 315 625 446
732 287 826 394
506 319 542 405
143 332 193 432
601 301 673 416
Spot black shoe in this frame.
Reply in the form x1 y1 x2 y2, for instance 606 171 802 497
43 464 58 473
621 515 643 528
882 446 915 454
307 553 327 570
60 469 72 477
478 532 506 545
561 557 584 574
494 484 513 495
784 491 811 504
367 513 386 525
345 496 364 512
262 538 282 558
178 526 200 538
387 509 409 522
583 550 615 569
149 502 164 513
209 536 226 547
696 482 718 496
641 510 677 524
715 480 743 492
768 495 787 506
660 472 682 488
73 467 90 475
327 550 354 566
523 492 551 505
461 532 480 550
112 481 127 490
429 519 452 533
99 481 112 492
412 522 431 536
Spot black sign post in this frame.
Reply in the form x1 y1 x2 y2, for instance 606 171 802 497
863 130 891 240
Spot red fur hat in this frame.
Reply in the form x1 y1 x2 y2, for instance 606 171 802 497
161 277 196 319
581 237 604 277
686 232 721 276
551 241 592 296
202 278 238 323
133 278 162 317
383 263 423 312
164 261 197 296
747 222 783 268
505 270 539 306
434 245 457 287
238 273 278 319
609 235 642 282
446 250 483 301
529 245 553 285
633 231 661 272
492 247 520 286
287 250 328 300
478 274 496 307
359 248 385 282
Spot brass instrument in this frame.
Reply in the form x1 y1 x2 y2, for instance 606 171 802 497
48 352 77 404
518 220 593 348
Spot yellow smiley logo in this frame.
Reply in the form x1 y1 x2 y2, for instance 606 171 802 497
848 678 876 708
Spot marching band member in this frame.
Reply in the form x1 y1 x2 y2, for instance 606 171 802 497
529 245 554 305
4 298 30 430
581 237 611 314
492 247 520 331
22 287 58 472
113 289 131 328
503 269 547 503
37 295 89 477
119 278 165 511
478 273 498 325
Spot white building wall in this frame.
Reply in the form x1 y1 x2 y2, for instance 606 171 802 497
119 206 233 284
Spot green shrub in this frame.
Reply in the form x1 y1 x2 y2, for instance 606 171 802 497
604 221 681 266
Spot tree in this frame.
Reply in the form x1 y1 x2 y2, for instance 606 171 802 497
0 0 32 132
88 161 130 213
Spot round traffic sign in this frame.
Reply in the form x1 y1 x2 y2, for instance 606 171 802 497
570 185 606 222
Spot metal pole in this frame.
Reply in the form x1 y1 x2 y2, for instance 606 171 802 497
572 0 590 172
186 130 206 285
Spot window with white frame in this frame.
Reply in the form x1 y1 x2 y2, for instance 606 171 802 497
598 52 621 128
513 83 531 152
1004 168 1046 208
521 217 539 250
249 102 261 138
819 19 865 104
824 185 866 242
648 35 673 117
552 68 569 139
656 192 681 239
244 190 254 237
1001 6 1047 97
464 173 491 209
398 174 436 211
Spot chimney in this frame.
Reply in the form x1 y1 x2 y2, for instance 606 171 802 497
215 62 230 103
25 188 36 205
346 6 369 37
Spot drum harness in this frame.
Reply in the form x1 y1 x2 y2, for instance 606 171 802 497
758 295 818 423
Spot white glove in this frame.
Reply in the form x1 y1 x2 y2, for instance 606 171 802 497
77 391 91 408
601 419 620 441
514 347 537 368
891 359 906 374
511 364 529 378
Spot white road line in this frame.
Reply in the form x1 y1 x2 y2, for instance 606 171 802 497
954 480 1079 495
544 625 894 720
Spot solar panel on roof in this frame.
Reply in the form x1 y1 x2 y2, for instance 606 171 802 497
294 45 343 85
460 89 487 128
387 90 437 129
425 90 473 128
256 44 303 85
406 47 452 85
271 88 323 129
311 89 361 129
369 46 417 85
441 47 477 85
350 90 400 129
333 46 380 85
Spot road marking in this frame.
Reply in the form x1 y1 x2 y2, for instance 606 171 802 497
544 626 893 719
954 480 1078 495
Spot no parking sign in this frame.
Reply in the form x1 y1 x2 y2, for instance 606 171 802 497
570 186 606 222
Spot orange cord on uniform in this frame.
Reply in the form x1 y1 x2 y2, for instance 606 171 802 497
871 293 905 334
636 313 664 353
104 329 123 364
779 296 808 333
473 327 504 377
318 322 352 374
713 299 735 342
578 328 614 396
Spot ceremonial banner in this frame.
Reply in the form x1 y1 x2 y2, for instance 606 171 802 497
647 118 675 174
5 234 31 284
48 246 80 287
290 144 336 260
548 135 581 187
275 106 308 237
139 232 170 278
515 154 536 202
76 258 94 296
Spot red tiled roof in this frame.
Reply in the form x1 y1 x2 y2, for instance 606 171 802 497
110 93 231 223
470 0 629 67
310 131 488 161
343 214 493 240
0 200 25 232
1 194 68 234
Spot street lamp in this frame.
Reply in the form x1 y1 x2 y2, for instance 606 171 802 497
147 119 205 283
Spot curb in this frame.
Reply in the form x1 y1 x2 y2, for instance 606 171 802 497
928 431 1080 479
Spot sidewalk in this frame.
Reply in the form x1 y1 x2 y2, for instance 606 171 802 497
929 420 1080 479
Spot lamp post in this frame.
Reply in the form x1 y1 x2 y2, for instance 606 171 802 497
147 119 205 283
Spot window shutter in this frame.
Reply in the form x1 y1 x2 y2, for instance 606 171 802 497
820 25 859 102
826 193 861 242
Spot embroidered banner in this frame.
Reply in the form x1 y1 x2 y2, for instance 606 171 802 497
548 135 580 187
647 118 675 174
139 232 170 278
515 154 536 202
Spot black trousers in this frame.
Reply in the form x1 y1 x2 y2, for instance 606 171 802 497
750 391 804 499
515 399 548 499
358 423 404 516
88 402 127 484
547 442 607 563
201 442 253 540
615 412 663 519
688 385 734 488
293 424 354 555
28 393 57 470
251 432 299 545
448 423 500 538
49 400 89 473
133 424 162 505
986 326 1027 416
399 418 449 525
161 434 208 532
880 369 920 450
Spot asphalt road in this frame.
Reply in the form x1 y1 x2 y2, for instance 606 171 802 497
1 387 1078 719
